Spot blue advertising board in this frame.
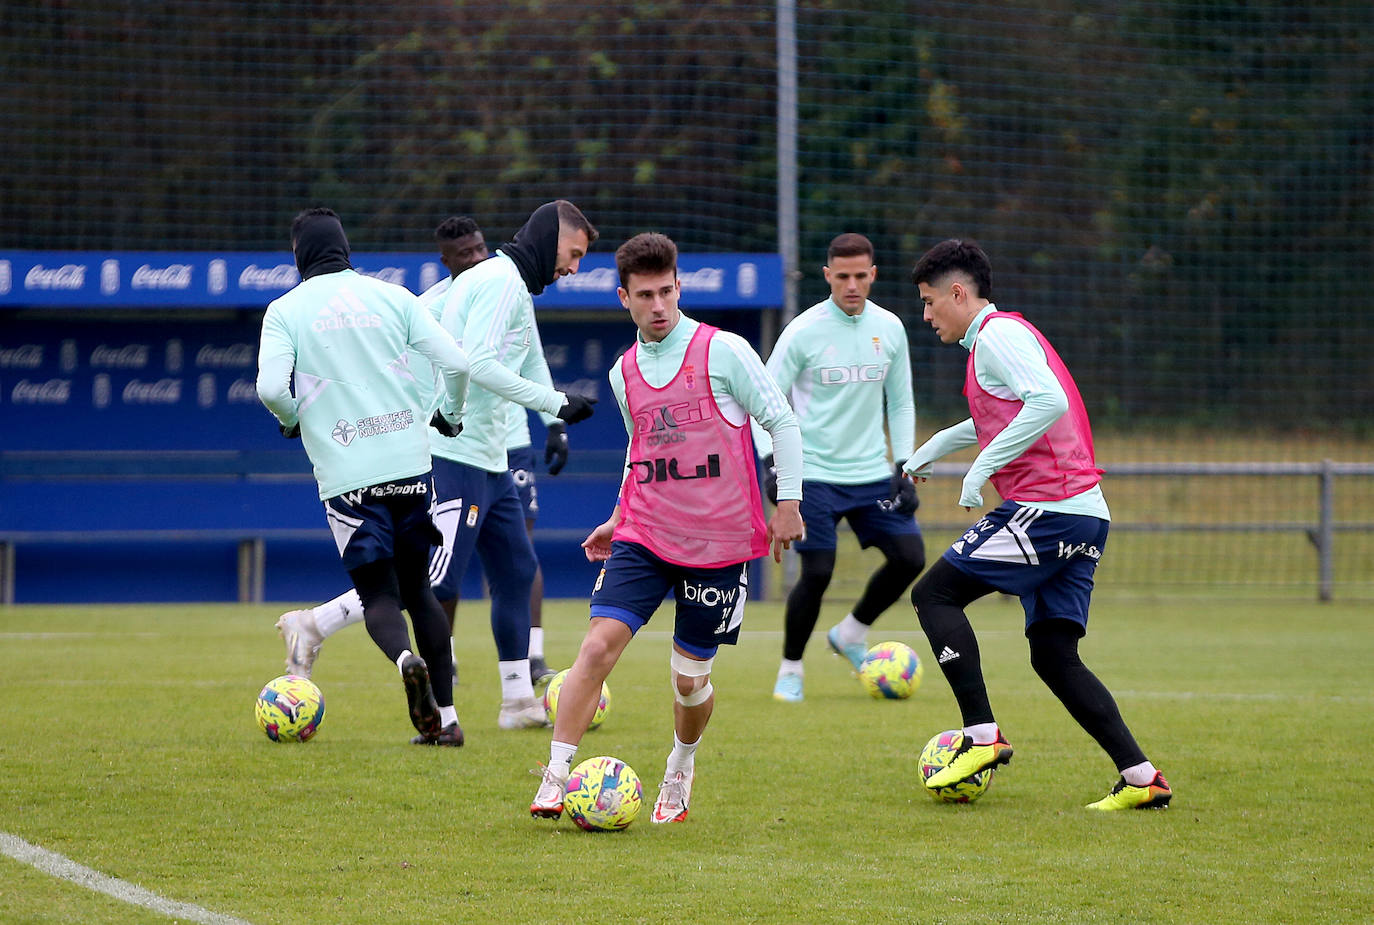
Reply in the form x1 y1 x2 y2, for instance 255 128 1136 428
0 251 777 603
0 251 782 310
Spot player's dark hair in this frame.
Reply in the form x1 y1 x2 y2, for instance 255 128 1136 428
827 233 874 263
911 238 993 300
290 206 340 245
615 232 677 289
435 215 481 241
555 199 599 244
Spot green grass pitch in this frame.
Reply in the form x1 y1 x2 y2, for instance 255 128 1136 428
1 594 1370 923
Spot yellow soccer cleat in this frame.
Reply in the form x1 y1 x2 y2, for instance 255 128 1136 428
921 731 1013 791
1086 772 1172 810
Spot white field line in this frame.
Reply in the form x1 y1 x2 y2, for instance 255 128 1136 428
0 832 253 925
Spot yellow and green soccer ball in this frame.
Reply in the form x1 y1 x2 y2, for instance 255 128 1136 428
563 756 642 831
255 675 325 742
919 729 994 803
543 669 610 730
858 641 923 699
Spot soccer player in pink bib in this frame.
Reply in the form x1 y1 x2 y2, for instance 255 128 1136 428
904 239 1171 810
530 232 806 824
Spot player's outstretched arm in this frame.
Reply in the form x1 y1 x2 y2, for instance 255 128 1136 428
582 507 620 562
766 499 805 563
904 418 978 480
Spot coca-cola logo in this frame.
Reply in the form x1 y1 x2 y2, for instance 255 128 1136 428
131 263 193 290
122 378 182 404
91 344 150 369
239 264 299 291
195 344 254 368
555 266 616 293
0 345 43 368
12 378 72 404
357 266 406 286
227 378 259 403
24 264 87 291
679 267 724 293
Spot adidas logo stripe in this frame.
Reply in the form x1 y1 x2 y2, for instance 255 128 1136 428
937 645 960 664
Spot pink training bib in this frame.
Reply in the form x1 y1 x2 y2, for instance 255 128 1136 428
616 324 769 567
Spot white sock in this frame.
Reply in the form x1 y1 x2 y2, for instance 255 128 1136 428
964 722 1000 745
1121 761 1158 787
499 659 534 702
665 733 700 777
395 650 413 674
529 626 545 660
778 658 803 678
835 613 867 646
314 589 365 638
549 740 578 778
439 705 458 727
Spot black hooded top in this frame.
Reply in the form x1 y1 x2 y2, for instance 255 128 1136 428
499 201 562 296
293 213 353 280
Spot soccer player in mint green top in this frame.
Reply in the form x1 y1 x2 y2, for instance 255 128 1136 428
754 233 926 704
257 207 469 744
904 238 1170 810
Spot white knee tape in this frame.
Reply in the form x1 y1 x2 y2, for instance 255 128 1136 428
670 650 714 677
670 650 714 706
676 680 713 707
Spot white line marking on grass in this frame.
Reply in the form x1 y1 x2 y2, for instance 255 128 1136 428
0 632 161 639
0 832 254 925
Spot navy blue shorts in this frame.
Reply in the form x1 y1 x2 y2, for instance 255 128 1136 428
796 478 921 552
507 446 539 523
589 541 750 658
323 475 440 573
942 501 1109 633
427 456 536 606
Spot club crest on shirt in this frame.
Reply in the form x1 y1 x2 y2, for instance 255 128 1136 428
684 364 696 390
872 336 882 356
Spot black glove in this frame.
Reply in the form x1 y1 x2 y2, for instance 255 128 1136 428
556 393 597 424
544 421 569 476
889 462 919 515
429 409 463 439
761 454 778 506
279 421 301 439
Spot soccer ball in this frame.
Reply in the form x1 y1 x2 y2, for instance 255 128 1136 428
858 641 923 699
919 729 995 803
563 756 643 831
255 675 325 742
543 669 610 730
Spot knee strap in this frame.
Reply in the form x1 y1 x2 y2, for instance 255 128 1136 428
670 650 714 706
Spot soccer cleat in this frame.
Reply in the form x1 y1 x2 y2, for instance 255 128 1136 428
922 730 1014 791
530 656 558 689
1086 772 1172 810
499 696 551 730
410 722 464 747
652 769 694 824
400 654 442 738
276 609 323 678
772 672 804 703
530 764 569 819
826 625 867 674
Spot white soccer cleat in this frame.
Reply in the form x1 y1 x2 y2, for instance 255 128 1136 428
652 769 694 824
276 609 323 678
530 765 569 819
499 696 551 730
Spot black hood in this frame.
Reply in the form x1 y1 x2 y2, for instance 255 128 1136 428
293 213 353 280
500 202 561 295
